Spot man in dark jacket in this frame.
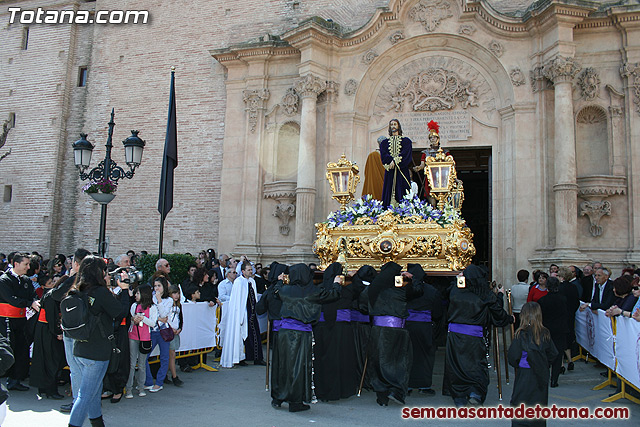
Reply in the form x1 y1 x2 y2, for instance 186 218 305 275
0 253 39 391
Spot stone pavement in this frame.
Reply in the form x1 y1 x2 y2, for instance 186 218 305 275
4 347 638 426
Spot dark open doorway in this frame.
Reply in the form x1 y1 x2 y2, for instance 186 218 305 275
411 148 491 270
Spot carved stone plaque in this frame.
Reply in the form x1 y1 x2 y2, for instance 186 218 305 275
395 110 471 145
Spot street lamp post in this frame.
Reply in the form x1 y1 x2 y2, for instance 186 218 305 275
72 108 145 257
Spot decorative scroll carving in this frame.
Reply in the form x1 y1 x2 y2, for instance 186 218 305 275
389 30 404 44
409 0 453 33
362 50 378 65
488 40 504 58
458 24 475 36
510 68 526 87
325 80 340 102
579 200 611 237
577 67 600 100
243 89 270 133
542 56 581 84
273 202 296 236
344 79 358 96
620 62 640 114
281 88 299 116
387 68 479 112
294 74 326 99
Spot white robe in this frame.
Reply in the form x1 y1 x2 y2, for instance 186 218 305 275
220 275 257 368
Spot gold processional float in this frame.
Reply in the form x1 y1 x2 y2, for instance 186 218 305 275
313 149 475 274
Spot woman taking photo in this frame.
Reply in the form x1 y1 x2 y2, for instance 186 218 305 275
69 256 128 427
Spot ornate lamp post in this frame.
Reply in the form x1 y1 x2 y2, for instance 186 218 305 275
325 154 360 210
425 147 455 210
72 109 145 256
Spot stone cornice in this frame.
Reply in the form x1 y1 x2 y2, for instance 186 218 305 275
577 175 627 197
211 44 299 64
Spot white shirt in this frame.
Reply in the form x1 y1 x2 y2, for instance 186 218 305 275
152 295 173 330
218 278 233 303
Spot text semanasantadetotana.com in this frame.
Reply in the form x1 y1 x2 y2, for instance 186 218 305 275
401 404 630 420
8 7 149 25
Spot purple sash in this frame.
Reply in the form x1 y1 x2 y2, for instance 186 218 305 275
519 351 530 368
373 315 405 329
448 322 483 337
272 319 282 332
407 310 432 322
318 312 325 322
336 309 351 322
280 318 312 332
350 309 369 323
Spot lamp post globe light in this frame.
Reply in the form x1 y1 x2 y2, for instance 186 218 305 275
72 108 145 257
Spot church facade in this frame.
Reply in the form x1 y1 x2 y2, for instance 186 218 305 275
1 0 639 284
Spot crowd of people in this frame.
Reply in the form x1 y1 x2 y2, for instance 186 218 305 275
1 248 639 425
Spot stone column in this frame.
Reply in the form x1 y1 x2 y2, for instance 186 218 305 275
290 74 326 257
543 56 581 251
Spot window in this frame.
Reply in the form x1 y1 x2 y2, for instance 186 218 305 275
21 27 29 50
8 113 15 129
3 186 12 203
78 67 87 87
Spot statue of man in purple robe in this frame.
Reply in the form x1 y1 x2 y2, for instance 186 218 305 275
380 119 413 207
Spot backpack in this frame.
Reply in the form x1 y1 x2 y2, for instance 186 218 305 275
60 290 93 341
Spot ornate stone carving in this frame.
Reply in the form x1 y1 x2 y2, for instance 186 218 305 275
576 176 626 198
510 68 526 87
242 89 270 133
488 40 504 58
620 62 640 114
344 79 358 96
542 56 581 84
530 66 547 93
577 67 600 100
294 74 326 99
458 24 475 36
409 0 453 33
385 68 479 112
281 88 299 116
576 105 606 124
389 30 404 44
264 181 297 236
579 200 611 237
362 50 378 65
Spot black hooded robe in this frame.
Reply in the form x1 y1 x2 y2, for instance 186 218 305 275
406 264 443 391
272 263 343 406
352 266 376 392
444 265 513 405
508 330 558 427
29 290 65 394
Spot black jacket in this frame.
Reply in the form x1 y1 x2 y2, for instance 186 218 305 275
0 271 37 310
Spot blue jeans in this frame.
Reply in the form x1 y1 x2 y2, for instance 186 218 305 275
145 330 170 387
69 357 109 426
63 335 81 401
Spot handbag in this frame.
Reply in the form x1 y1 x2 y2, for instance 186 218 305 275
135 307 153 354
159 323 175 342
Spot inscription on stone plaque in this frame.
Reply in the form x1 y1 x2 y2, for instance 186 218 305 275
395 110 471 146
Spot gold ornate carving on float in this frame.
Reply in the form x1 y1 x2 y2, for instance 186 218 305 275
313 150 475 272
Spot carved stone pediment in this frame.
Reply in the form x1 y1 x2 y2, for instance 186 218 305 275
409 0 453 33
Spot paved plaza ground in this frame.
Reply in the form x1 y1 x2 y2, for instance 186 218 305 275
4 347 638 426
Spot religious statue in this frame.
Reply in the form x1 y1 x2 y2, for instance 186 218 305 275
413 120 444 206
361 136 386 201
380 119 413 207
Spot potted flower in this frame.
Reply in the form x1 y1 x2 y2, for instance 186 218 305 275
83 179 117 204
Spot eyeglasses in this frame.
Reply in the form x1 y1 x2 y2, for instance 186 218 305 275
633 286 639 291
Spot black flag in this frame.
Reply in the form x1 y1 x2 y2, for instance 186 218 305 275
159 69 177 219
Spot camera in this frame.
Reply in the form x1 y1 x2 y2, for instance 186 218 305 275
109 266 143 284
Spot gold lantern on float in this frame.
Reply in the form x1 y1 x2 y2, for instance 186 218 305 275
425 148 456 210
326 154 360 210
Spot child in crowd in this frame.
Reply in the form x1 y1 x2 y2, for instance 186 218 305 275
507 302 558 426
166 285 184 387
144 277 173 392
126 286 158 399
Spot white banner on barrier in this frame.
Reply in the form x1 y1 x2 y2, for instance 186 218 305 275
614 316 640 390
150 302 218 356
575 309 615 370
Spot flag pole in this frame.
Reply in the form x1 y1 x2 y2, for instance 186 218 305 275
158 66 176 257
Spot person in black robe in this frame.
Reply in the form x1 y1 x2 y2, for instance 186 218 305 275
444 264 514 406
367 261 421 406
508 301 558 427
314 262 359 401
29 286 65 399
351 265 376 392
271 263 344 412
406 264 443 396
538 277 568 387
256 262 287 405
